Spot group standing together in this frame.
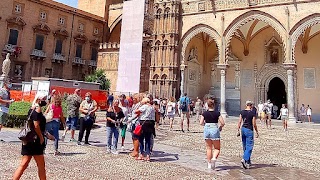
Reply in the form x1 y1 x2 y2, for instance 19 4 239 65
2 87 314 179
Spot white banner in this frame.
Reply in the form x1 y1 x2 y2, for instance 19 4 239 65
116 0 145 93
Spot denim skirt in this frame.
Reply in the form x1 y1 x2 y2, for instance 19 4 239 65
204 123 220 140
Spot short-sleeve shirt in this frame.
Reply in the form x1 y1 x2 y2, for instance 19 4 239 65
106 110 125 128
202 110 220 123
79 100 97 118
0 88 10 108
240 110 255 131
28 108 46 134
139 104 155 121
66 94 82 118
280 108 288 116
258 104 264 113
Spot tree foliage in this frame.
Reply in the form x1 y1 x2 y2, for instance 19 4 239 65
85 69 110 90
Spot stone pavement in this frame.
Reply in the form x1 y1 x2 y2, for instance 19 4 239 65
1 116 320 179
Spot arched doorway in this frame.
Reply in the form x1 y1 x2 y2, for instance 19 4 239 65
267 77 287 116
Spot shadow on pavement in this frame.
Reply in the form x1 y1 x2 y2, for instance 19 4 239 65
217 163 277 171
51 152 86 156
151 150 179 162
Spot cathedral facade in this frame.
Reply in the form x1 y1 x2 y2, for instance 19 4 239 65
80 0 320 120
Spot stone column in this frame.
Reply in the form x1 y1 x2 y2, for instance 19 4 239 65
180 61 187 97
217 64 228 118
284 63 297 122
209 62 215 89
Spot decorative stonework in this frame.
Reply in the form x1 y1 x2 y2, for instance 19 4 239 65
6 16 26 30
33 23 51 35
53 29 69 39
290 14 320 63
181 24 221 65
224 11 287 63
74 34 88 43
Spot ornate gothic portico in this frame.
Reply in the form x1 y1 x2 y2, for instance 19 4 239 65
97 0 320 121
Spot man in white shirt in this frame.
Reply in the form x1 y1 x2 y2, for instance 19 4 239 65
257 101 265 123
265 100 273 129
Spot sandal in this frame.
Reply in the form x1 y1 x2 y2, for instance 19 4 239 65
135 155 144 160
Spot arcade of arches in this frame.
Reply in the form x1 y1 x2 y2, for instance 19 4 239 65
98 1 320 121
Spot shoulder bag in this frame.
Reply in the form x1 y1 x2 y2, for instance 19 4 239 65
18 108 37 143
45 104 54 123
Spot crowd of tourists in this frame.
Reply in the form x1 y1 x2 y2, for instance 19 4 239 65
0 82 286 179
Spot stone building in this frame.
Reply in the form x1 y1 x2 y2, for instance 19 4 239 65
0 0 105 82
85 0 320 121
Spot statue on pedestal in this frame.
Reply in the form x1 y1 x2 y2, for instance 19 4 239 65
2 53 11 77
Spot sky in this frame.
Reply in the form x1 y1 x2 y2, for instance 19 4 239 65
54 0 78 8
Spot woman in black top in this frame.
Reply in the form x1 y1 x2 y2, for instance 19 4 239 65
199 99 225 170
237 100 259 169
14 93 47 180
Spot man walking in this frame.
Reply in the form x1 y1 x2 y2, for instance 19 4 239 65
62 89 82 142
179 93 191 132
237 100 259 169
0 80 14 132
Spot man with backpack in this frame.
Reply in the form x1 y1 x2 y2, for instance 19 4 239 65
179 93 191 132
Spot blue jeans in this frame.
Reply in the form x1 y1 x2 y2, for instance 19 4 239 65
139 131 152 156
46 120 60 151
106 126 119 150
241 127 254 163
66 116 78 130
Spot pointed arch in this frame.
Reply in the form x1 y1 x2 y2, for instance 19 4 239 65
180 24 221 64
290 13 320 62
109 15 122 33
224 10 287 62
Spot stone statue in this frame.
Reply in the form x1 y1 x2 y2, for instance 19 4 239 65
270 48 279 63
188 48 198 61
2 53 11 77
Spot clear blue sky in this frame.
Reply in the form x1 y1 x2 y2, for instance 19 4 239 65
54 0 78 8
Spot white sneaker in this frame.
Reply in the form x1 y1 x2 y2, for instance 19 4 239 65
111 150 119 155
207 162 212 169
129 147 134 151
211 158 216 169
121 146 125 151
61 135 65 142
106 149 111 153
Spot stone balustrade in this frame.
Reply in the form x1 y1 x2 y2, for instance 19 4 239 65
30 49 46 58
52 53 66 62
73 57 85 65
99 42 120 50
88 60 97 67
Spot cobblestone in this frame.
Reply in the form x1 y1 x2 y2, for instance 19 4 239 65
0 116 320 179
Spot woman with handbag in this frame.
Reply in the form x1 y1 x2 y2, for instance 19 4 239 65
44 97 65 155
200 99 225 170
77 92 97 145
135 97 155 161
13 93 47 180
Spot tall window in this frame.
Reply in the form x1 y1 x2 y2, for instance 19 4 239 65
76 44 83 58
91 48 97 60
35 35 44 50
55 39 63 54
8 29 19 45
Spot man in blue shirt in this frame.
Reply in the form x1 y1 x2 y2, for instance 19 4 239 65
179 93 190 132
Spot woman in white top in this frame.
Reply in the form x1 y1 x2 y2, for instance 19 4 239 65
279 104 289 131
307 105 312 123
166 97 177 131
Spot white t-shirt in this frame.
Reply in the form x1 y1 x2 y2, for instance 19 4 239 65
307 108 312 116
258 103 264 113
166 102 176 115
280 108 288 116
265 103 273 114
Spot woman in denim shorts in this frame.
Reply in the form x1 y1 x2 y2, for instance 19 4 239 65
200 99 225 169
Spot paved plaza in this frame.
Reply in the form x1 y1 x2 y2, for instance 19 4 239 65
1 114 320 180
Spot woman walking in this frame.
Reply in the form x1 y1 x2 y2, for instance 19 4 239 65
199 99 225 169
166 97 177 131
77 92 97 145
13 93 47 180
279 104 289 131
237 101 259 169
44 97 65 155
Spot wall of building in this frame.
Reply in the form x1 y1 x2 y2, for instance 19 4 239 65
0 0 104 82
